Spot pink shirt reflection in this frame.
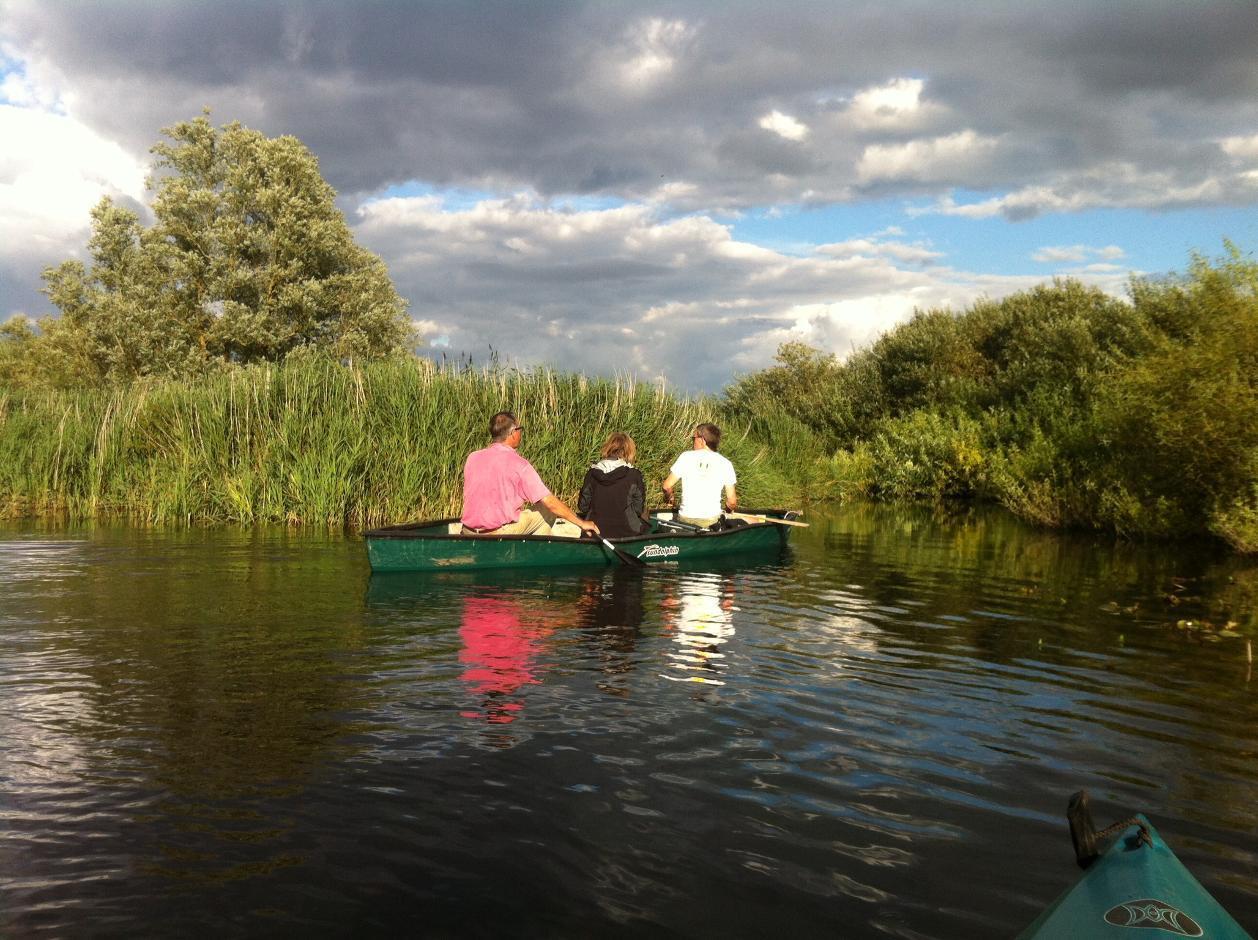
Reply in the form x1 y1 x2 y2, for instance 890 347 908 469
459 595 547 724
461 443 551 530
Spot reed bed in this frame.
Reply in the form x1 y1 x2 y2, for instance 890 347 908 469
0 357 796 527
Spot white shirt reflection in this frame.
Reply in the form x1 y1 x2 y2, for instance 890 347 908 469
661 572 736 685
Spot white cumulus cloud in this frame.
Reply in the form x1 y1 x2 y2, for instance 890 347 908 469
843 77 942 130
1220 134 1258 160
923 162 1243 221
352 191 1131 390
0 103 147 262
818 237 942 265
1031 245 1088 263
857 129 1000 184
759 109 809 141
1032 243 1127 265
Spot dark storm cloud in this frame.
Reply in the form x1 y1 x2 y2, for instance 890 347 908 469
1 0 1252 387
1041 5 1258 101
6 0 1258 209
0 261 47 319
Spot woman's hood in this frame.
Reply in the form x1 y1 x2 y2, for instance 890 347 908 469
592 458 632 473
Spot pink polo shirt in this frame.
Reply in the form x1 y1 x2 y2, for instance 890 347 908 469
461 443 551 529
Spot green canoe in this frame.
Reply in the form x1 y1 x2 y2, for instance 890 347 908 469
1020 793 1251 938
364 509 797 572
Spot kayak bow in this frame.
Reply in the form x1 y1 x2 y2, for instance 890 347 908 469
1019 791 1250 938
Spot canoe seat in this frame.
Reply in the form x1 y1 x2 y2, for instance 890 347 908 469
550 519 583 539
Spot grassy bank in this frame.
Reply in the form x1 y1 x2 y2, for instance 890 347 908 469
7 247 1256 550
0 355 797 527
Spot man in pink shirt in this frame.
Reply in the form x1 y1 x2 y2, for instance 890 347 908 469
460 412 600 537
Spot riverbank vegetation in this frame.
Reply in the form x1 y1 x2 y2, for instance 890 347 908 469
2 114 1256 550
0 356 796 526
0 114 793 525
723 247 1258 552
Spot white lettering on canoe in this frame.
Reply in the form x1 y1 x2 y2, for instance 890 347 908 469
637 544 680 560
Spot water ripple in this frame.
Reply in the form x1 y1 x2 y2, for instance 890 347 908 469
2 513 1257 937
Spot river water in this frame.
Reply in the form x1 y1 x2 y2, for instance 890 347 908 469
2 505 1256 938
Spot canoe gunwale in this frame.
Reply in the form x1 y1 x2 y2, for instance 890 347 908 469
364 508 797 544
365 508 796 571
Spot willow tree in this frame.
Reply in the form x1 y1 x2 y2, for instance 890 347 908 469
39 114 412 383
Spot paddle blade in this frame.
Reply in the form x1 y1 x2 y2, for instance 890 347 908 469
602 537 645 566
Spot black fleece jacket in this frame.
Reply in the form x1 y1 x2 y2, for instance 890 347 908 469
577 465 648 538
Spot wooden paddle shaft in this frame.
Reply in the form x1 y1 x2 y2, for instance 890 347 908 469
726 511 809 528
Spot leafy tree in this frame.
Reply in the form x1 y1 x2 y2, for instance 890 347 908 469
963 280 1150 407
38 113 412 383
1097 247 1258 539
724 341 883 448
724 342 839 424
0 316 38 388
865 308 987 415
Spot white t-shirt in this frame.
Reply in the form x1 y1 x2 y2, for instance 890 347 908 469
670 448 736 520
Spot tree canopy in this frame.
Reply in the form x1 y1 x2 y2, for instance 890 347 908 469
9 114 412 386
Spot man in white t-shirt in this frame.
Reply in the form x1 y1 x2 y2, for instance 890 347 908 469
662 423 737 528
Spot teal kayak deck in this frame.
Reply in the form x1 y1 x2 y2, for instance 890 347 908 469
1020 815 1250 938
364 509 795 572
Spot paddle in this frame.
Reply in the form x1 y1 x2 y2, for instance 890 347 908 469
725 511 810 528
657 519 703 533
600 535 645 566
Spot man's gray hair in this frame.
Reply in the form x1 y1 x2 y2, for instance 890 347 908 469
490 411 517 441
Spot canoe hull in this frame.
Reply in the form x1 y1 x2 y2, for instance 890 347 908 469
1019 816 1250 939
365 511 793 572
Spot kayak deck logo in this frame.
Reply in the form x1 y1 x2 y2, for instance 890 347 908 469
1104 899 1203 937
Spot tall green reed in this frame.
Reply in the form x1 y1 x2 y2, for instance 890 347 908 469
0 356 795 526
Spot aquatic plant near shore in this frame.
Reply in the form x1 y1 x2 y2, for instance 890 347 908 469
0 355 795 526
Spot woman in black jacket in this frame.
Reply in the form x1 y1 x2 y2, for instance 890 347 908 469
577 433 649 538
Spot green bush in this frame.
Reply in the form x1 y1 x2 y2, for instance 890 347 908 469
816 444 875 502
1211 485 1258 553
717 251 1258 548
866 410 988 502
1093 250 1258 539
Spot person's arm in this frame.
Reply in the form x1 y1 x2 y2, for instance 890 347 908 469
630 471 647 522
540 494 599 534
516 457 597 533
577 470 594 519
722 460 738 512
662 471 679 506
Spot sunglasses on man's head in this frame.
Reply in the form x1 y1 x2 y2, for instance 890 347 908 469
512 426 525 433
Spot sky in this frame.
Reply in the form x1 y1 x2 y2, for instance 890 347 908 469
2 1 1258 392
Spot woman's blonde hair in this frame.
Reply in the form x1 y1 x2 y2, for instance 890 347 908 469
600 432 637 463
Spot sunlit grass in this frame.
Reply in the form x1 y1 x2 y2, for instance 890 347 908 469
0 356 797 526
